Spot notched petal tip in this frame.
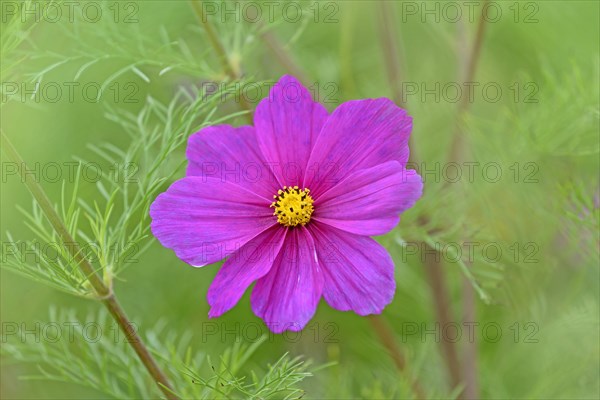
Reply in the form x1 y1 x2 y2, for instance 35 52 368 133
254 75 328 187
250 228 323 334
206 226 287 319
310 224 396 316
304 97 414 195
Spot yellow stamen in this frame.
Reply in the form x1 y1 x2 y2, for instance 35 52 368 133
270 186 314 227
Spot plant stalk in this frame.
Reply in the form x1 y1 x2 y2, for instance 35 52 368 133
376 2 464 394
1 131 178 400
451 6 490 399
378 1 419 167
255 20 310 88
447 0 490 164
368 315 426 399
422 243 463 391
189 0 253 123
461 266 479 400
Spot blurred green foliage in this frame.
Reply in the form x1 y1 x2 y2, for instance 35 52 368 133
1 0 598 399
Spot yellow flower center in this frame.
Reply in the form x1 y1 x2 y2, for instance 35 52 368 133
270 186 314 227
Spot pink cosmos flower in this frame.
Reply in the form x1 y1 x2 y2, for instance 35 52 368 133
150 75 423 333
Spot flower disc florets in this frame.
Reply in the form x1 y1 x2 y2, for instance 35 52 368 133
270 186 314 227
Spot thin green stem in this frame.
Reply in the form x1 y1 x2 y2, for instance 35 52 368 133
255 20 310 91
375 3 463 394
378 1 419 167
462 268 479 400
422 240 463 392
1 131 178 400
368 315 426 399
378 1 406 108
445 3 490 398
189 0 253 123
189 1 232 77
447 0 490 164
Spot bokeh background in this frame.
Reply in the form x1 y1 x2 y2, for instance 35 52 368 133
1 0 599 399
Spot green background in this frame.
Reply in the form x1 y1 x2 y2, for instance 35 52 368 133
1 0 599 399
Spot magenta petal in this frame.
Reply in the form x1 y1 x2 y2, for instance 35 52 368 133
313 161 423 236
186 125 279 199
254 75 328 186
304 98 412 196
150 177 275 267
251 227 323 333
309 223 396 315
207 225 287 318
